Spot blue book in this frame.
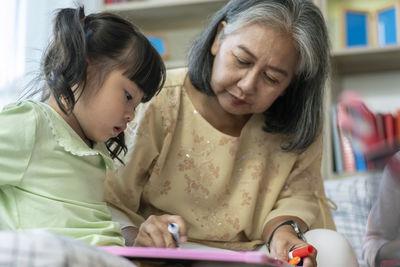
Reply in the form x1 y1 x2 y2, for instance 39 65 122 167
353 145 367 171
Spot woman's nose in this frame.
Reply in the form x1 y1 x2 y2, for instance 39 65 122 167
237 70 258 94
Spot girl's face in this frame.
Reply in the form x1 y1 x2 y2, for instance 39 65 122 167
73 68 143 143
210 22 299 116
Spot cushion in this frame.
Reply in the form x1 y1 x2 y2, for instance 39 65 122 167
324 172 382 267
0 230 135 267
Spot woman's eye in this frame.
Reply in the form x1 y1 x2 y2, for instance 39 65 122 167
264 73 279 84
125 91 132 100
234 55 249 65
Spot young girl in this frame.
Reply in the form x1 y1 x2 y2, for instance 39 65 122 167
0 6 165 246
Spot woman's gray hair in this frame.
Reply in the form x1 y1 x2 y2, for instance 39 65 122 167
188 0 330 151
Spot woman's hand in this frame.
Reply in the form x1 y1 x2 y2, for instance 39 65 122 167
269 225 317 267
134 214 187 248
122 226 139 246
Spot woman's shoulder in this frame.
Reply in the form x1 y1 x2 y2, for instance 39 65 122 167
143 68 187 110
163 67 188 88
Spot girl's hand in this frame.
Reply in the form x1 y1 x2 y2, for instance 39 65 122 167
269 225 317 267
134 214 187 248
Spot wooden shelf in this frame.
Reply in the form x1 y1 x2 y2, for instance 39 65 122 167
331 45 400 75
326 170 382 180
104 0 228 24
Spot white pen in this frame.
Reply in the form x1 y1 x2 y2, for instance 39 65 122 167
168 223 181 246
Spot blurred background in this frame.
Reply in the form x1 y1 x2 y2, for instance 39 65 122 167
0 0 101 109
1 0 400 179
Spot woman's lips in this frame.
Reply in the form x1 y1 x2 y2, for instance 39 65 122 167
230 94 247 105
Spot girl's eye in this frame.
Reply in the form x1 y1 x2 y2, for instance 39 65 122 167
125 91 132 101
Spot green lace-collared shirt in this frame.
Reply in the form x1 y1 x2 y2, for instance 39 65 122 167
0 100 124 246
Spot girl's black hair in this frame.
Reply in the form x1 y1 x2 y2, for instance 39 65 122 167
187 0 329 152
42 6 166 163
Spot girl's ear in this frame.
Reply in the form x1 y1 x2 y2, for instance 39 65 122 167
211 21 227 56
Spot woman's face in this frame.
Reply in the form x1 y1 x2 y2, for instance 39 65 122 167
210 22 299 116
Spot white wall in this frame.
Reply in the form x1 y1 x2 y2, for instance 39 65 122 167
336 70 400 114
0 0 101 110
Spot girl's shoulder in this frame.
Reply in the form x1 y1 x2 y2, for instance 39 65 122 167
1 100 55 127
0 100 46 126
0 101 43 156
2 100 40 114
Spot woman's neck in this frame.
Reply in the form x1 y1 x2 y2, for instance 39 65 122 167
184 76 251 137
48 95 93 148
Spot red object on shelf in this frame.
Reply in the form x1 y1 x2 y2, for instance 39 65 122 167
395 109 400 143
384 113 395 147
381 260 400 267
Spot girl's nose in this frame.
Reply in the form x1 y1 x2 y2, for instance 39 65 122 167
126 105 137 122
126 111 134 122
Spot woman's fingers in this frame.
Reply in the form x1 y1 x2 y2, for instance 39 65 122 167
302 252 318 267
168 215 188 243
134 226 155 247
134 214 187 248
269 227 318 267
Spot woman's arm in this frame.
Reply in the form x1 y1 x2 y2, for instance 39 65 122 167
262 136 328 267
104 84 181 246
104 100 164 240
263 216 317 267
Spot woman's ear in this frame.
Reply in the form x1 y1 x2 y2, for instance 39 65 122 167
211 21 227 56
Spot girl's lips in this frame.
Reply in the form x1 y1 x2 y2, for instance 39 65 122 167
230 94 247 105
113 125 127 137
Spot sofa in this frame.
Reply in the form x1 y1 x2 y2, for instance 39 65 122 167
324 171 382 267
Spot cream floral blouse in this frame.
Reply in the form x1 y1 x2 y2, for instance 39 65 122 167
105 68 335 250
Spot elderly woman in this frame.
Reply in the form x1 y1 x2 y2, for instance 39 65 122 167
105 0 358 266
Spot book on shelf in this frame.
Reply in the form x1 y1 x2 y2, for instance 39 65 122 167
353 145 367 171
384 113 395 147
330 106 344 173
331 103 399 174
396 110 400 143
375 113 386 146
336 103 356 172
104 0 129 4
